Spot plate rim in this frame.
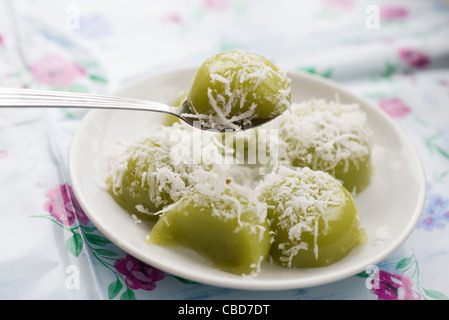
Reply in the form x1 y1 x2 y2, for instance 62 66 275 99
68 66 427 290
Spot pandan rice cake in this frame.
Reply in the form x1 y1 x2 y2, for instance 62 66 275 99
185 49 291 130
146 172 272 276
277 99 373 194
257 166 366 268
106 137 186 221
106 122 227 221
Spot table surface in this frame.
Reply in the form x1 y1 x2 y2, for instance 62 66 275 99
1 0 448 300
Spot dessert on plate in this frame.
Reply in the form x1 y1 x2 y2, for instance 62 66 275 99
277 98 373 194
105 50 371 276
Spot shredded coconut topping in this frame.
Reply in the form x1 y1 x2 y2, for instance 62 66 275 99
256 166 346 267
185 50 291 130
373 225 392 246
277 99 373 174
166 169 268 232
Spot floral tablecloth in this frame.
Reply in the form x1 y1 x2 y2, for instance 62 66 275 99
1 0 448 300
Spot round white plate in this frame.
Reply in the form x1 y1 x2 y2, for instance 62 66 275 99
69 66 426 290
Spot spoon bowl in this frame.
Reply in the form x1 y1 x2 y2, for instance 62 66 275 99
0 87 274 132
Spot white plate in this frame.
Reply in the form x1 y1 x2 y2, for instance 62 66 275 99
69 66 426 290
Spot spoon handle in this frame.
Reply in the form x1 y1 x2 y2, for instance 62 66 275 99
0 87 174 114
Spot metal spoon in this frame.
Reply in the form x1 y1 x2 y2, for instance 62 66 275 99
0 87 273 132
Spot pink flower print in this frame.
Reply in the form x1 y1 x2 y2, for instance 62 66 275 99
0 34 4 46
163 13 182 24
439 79 449 87
43 184 89 226
0 150 7 159
370 270 421 300
379 98 411 118
380 6 408 20
114 254 165 291
399 48 431 70
322 0 354 9
30 54 86 86
203 0 230 10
